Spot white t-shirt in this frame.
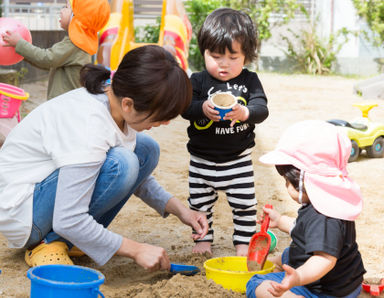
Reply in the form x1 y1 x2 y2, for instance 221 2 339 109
0 88 136 248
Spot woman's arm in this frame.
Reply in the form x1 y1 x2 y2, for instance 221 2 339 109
53 162 124 266
54 164 176 271
135 177 208 240
164 197 208 240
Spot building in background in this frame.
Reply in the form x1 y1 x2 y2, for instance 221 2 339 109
260 0 384 76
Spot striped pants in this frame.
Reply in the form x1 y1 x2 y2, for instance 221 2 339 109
188 150 257 246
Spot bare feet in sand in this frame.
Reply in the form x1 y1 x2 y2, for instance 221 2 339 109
192 241 212 255
235 244 249 256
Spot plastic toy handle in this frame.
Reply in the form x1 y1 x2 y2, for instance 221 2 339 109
260 204 273 233
93 289 105 298
170 263 200 276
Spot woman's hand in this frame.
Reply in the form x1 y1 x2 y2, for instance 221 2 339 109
1 30 22 47
223 104 249 127
165 197 208 240
116 238 170 272
180 208 209 240
202 100 221 121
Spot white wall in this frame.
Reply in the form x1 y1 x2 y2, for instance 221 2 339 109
259 0 384 75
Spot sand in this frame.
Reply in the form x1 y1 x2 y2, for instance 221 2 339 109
0 73 382 297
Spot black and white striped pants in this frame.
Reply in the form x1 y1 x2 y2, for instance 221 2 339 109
188 149 257 246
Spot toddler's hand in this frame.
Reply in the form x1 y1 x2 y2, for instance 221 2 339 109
1 30 22 47
258 205 281 229
268 264 301 296
202 100 221 121
223 104 249 127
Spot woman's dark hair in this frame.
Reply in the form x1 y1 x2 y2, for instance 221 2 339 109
275 165 307 194
80 45 192 122
197 8 257 64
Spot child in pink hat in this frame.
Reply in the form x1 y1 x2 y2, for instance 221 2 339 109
246 120 365 297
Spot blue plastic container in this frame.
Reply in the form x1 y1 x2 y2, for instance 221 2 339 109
27 265 105 298
214 106 234 120
209 92 237 120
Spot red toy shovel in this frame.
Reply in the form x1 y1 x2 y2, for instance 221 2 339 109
247 204 273 271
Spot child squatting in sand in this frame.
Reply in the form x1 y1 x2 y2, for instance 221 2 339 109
247 120 365 298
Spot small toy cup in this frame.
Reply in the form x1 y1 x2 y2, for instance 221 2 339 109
209 92 237 120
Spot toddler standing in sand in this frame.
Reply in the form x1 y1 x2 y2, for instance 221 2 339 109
182 8 269 256
247 120 365 297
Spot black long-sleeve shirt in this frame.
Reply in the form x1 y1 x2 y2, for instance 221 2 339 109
182 69 268 162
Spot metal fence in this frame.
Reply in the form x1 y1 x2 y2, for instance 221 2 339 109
1 0 317 31
0 1 164 30
1 3 62 30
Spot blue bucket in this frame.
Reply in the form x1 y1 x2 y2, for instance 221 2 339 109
27 265 105 298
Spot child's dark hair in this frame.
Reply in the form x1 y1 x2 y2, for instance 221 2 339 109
80 45 192 122
276 165 307 194
197 8 257 64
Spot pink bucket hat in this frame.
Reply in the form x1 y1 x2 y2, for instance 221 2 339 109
259 120 363 221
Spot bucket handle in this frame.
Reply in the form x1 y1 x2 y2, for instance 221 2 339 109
93 289 105 298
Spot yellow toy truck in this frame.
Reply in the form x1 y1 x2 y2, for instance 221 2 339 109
328 103 384 162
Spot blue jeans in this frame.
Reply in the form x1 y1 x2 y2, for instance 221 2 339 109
246 248 362 298
24 133 160 249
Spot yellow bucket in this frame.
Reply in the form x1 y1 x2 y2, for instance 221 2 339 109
204 256 275 293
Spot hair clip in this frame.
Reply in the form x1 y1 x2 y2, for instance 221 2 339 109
105 67 115 85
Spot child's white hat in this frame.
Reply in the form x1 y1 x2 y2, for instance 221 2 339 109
259 120 362 221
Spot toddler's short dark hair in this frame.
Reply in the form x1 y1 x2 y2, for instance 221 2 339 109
276 165 307 194
197 8 257 64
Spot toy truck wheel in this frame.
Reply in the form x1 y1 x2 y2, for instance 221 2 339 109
366 137 384 158
348 140 360 162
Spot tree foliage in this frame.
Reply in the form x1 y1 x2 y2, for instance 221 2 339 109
282 25 350 75
352 0 384 45
280 8 351 75
184 0 223 71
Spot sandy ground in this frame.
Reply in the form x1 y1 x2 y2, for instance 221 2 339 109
0 73 383 297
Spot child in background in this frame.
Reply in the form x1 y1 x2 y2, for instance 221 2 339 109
246 120 365 298
2 0 110 99
182 8 268 256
